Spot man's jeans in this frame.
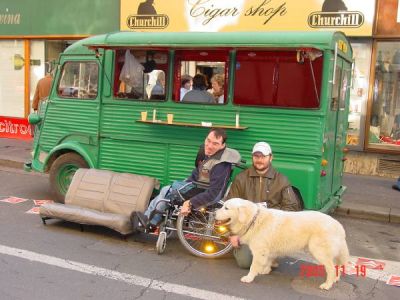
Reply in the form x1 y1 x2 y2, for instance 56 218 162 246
233 244 253 269
144 181 186 226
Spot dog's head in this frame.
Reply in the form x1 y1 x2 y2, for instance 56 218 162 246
215 198 259 235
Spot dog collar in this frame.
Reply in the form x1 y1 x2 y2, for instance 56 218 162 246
239 208 260 237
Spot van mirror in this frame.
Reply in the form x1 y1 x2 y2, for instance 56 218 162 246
28 112 41 124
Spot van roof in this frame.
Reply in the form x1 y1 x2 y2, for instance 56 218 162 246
65 31 352 59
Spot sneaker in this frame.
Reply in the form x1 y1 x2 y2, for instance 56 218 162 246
148 225 159 234
135 212 149 227
393 184 400 191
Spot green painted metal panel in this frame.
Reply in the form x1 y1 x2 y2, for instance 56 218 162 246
37 100 99 168
74 31 352 61
0 0 119 36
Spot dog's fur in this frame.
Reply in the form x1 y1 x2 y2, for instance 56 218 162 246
215 198 349 290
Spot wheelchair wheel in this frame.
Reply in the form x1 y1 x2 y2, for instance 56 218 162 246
176 208 232 258
156 231 167 254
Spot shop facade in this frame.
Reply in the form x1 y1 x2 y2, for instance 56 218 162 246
0 0 119 139
344 0 400 177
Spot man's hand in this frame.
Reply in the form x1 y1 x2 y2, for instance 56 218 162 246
229 235 240 248
180 200 192 216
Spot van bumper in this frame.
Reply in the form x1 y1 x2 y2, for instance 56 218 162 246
24 162 32 172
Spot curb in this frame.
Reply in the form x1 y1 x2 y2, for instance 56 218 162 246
334 202 400 224
0 157 25 170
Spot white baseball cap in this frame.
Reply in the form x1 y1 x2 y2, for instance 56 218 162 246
252 142 272 156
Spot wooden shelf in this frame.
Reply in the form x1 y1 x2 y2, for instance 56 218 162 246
136 120 248 130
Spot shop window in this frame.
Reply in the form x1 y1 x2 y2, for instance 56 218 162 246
233 50 323 108
58 61 98 99
368 41 400 150
114 49 168 101
346 41 372 148
0 40 24 117
173 50 228 104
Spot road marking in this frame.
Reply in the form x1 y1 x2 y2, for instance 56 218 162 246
0 244 244 300
289 253 400 282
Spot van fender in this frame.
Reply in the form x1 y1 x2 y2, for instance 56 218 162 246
44 142 95 171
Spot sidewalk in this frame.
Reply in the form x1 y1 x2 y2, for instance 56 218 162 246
1 137 399 223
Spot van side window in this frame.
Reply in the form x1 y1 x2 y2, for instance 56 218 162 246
57 61 98 99
173 50 228 104
114 49 168 101
234 50 323 108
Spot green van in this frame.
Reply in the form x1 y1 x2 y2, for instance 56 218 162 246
27 31 352 212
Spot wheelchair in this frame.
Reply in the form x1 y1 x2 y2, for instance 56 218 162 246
132 182 233 258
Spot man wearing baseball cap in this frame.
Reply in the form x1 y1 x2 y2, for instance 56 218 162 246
226 141 301 268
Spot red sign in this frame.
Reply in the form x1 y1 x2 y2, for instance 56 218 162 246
0 116 33 140
387 275 400 286
356 257 386 270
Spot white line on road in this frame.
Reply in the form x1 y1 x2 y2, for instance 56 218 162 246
0 244 244 300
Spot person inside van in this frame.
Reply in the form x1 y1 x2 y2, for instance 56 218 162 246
181 74 214 103
132 128 240 231
150 71 166 100
208 74 225 104
226 141 302 268
180 74 192 101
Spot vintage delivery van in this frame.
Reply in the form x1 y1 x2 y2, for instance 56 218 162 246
27 31 352 212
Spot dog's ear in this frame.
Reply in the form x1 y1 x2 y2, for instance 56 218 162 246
238 206 250 224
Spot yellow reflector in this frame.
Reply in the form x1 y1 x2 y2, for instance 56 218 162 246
217 225 227 233
321 159 328 166
204 243 215 253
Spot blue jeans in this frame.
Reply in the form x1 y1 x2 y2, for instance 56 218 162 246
233 244 252 269
144 181 186 226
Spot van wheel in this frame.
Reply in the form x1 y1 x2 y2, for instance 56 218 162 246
49 153 88 203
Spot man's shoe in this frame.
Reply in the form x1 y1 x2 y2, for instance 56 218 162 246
148 224 159 234
135 212 149 227
392 184 400 191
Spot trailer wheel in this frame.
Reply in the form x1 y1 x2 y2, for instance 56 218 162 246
49 153 88 203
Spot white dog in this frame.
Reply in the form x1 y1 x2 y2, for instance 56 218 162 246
215 198 349 290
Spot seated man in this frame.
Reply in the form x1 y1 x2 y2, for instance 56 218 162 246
133 128 240 231
226 141 302 268
182 74 214 103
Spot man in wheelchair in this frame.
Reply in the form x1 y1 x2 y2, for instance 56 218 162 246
133 128 241 232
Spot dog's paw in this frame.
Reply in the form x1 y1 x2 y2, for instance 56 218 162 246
260 266 271 274
241 275 254 283
319 282 333 290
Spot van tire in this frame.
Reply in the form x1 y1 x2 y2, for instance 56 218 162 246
49 153 88 203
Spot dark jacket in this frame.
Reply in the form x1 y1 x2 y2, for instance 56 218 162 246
188 147 240 208
226 165 301 211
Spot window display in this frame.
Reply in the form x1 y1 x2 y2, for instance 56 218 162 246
347 41 372 148
368 41 400 150
0 40 25 117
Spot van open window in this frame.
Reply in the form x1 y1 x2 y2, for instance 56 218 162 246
173 50 228 104
114 49 168 101
234 50 323 108
57 61 98 99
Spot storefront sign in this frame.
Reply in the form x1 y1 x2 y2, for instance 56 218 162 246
0 8 20 25
0 0 119 36
120 0 375 36
0 116 32 140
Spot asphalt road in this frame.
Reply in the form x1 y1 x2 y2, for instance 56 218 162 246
1 167 399 300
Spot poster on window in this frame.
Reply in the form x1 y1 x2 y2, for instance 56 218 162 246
120 0 375 36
